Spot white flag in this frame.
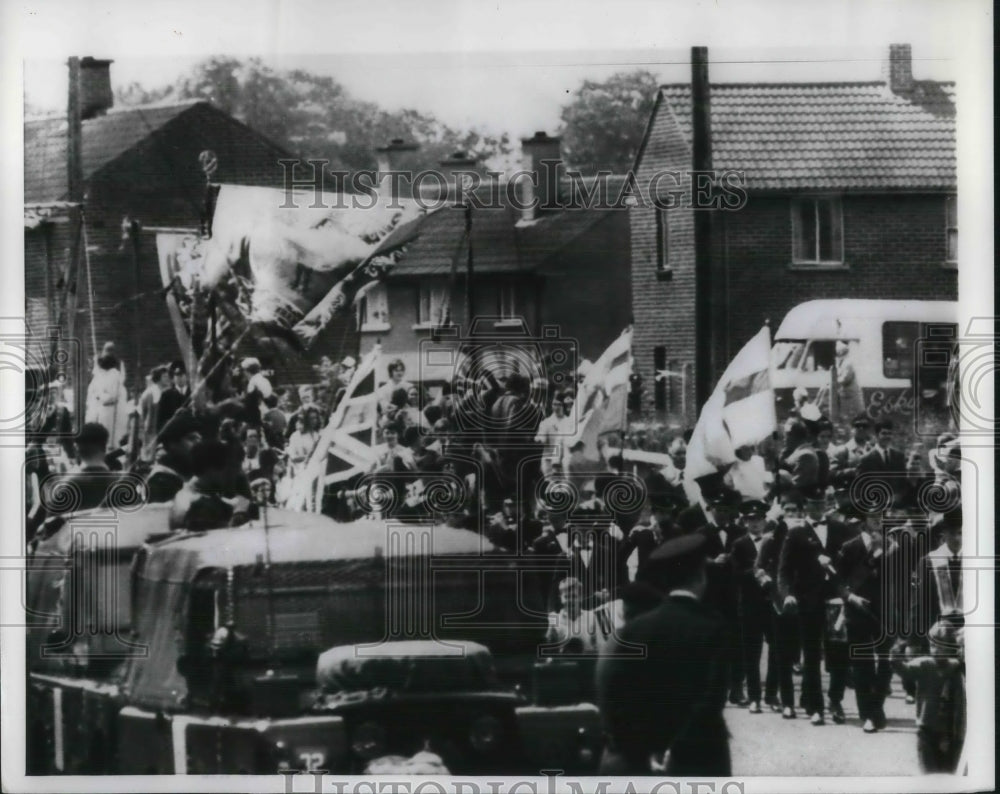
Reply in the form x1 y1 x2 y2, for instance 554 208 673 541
685 326 776 486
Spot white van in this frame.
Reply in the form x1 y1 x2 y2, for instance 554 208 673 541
771 299 958 432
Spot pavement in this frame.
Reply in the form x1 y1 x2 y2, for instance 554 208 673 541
727 669 921 776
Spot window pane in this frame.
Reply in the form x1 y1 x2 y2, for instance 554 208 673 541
418 286 431 324
947 229 958 261
817 198 842 262
792 200 816 261
946 196 958 226
882 321 919 379
657 209 669 270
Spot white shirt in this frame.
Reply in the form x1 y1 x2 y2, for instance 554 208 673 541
812 521 828 548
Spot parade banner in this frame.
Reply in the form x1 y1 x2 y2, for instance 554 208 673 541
685 325 776 486
190 184 428 346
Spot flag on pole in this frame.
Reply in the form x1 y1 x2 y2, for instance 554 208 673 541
684 325 777 490
567 328 633 469
287 344 381 512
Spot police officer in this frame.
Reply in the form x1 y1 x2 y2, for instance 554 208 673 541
597 533 731 775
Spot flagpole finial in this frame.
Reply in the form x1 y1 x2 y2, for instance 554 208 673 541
763 317 771 327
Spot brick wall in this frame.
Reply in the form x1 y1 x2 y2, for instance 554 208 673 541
630 98 698 425
537 209 632 367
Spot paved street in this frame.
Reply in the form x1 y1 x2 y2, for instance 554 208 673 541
728 672 920 776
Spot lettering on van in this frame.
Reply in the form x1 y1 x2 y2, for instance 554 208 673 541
863 389 915 421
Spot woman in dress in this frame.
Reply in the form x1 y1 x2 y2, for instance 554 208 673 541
85 342 129 447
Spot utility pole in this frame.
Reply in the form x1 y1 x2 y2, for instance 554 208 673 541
62 57 85 379
464 201 474 333
691 46 714 410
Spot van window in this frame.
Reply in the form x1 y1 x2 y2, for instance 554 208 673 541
773 341 806 370
802 340 836 373
882 321 920 379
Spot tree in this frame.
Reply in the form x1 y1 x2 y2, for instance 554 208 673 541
115 58 512 176
558 71 660 174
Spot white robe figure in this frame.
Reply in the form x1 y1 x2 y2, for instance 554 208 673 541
86 361 128 446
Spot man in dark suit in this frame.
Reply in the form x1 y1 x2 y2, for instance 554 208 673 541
856 419 909 509
597 533 731 776
730 499 776 714
778 491 852 725
754 500 796 717
157 361 191 435
836 508 894 733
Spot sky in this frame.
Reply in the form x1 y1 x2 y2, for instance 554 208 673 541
11 0 979 142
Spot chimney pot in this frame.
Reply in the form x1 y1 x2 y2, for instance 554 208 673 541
375 138 419 202
78 57 114 120
519 130 562 222
886 43 914 94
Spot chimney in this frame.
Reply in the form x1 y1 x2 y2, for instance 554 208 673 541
519 131 562 222
79 57 114 120
375 138 419 203
885 44 913 94
438 150 478 203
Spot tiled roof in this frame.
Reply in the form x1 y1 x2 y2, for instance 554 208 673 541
24 100 206 202
390 176 627 277
654 81 955 190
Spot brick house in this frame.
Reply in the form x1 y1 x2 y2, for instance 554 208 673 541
23 59 338 393
357 135 632 386
629 44 957 426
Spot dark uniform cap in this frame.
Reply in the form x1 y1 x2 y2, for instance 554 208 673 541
649 532 709 567
830 471 854 492
739 499 768 517
851 414 872 428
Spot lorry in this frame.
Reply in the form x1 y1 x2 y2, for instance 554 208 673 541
25 503 602 775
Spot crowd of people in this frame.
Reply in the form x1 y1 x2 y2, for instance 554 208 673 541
24 342 967 776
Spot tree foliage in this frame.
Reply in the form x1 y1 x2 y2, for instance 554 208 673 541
116 57 512 175
558 70 660 174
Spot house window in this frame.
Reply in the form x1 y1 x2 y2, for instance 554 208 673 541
656 209 670 272
357 282 389 331
791 197 844 264
945 195 958 264
882 321 920 379
653 346 667 412
498 284 517 320
417 284 450 328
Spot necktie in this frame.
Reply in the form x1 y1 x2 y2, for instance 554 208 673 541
948 554 962 600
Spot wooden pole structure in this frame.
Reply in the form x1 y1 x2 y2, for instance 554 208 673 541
691 46 714 411
61 57 86 392
464 202 474 333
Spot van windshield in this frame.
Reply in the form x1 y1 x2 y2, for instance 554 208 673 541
773 341 806 370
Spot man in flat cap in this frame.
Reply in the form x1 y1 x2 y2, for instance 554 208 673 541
597 532 731 775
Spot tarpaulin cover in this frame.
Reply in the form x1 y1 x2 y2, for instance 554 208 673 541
117 516 545 711
26 504 174 672
316 640 499 694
